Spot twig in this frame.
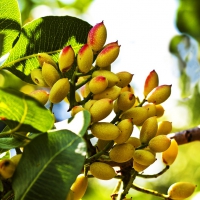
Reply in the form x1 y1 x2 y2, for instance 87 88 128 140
131 183 171 200
111 180 123 200
85 140 114 164
136 165 169 178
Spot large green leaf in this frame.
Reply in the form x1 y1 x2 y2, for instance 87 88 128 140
12 130 86 200
1 16 92 83
0 88 54 133
54 110 91 137
0 0 21 56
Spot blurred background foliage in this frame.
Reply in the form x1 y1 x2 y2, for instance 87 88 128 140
1 0 200 199
18 0 93 24
169 0 200 129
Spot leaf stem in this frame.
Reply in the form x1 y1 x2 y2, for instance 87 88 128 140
135 143 148 150
68 67 79 111
1 50 60 69
137 98 147 107
78 92 93 105
75 75 92 90
75 65 99 78
49 102 54 113
110 110 122 124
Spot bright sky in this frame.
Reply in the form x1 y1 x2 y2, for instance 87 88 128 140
83 0 190 128
31 0 190 128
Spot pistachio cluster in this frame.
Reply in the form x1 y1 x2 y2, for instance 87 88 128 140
28 21 196 200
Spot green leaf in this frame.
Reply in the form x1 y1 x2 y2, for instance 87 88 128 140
0 138 27 153
12 130 86 200
1 16 92 83
54 110 91 137
0 88 54 133
0 0 21 56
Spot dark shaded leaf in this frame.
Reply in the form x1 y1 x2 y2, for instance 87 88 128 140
12 130 86 200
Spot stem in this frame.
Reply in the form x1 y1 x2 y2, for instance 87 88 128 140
135 143 148 150
131 183 170 200
137 165 169 178
84 164 90 177
137 98 147 107
49 102 54 113
85 140 114 164
110 110 123 124
75 65 100 78
75 75 92 90
83 132 96 157
111 180 123 200
68 67 79 111
78 92 93 105
119 169 137 200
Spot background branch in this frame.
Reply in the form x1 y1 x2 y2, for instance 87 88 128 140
169 127 200 145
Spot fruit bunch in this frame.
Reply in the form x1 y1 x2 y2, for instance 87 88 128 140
28 21 195 200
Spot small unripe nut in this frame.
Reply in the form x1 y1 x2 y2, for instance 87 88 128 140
91 122 121 140
162 139 178 165
49 78 70 103
29 90 49 105
140 116 158 144
149 135 171 153
143 70 159 97
109 143 135 163
70 174 88 200
90 162 116 180
77 44 93 73
96 43 120 68
133 149 156 166
89 98 113 122
167 182 196 200
38 53 57 68
31 68 48 87
59 45 75 72
146 84 172 104
87 21 107 52
89 76 108 94
42 62 60 87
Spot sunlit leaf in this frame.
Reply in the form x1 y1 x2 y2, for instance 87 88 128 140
54 110 91 137
0 0 21 56
12 130 86 200
0 88 54 133
1 16 92 83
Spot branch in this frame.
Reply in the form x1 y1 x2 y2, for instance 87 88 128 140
169 127 200 145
